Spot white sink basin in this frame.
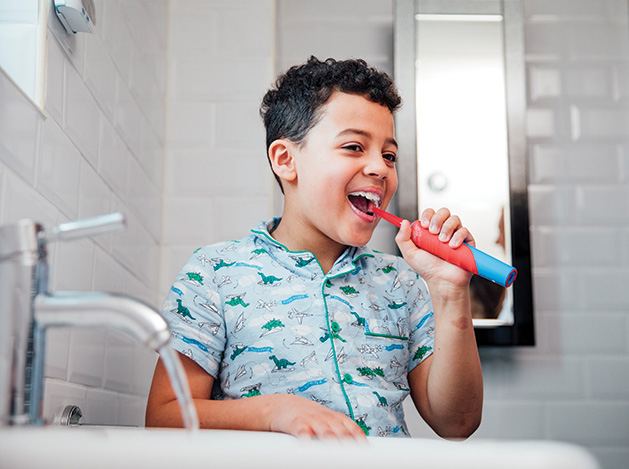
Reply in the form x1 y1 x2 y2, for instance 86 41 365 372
0 426 599 469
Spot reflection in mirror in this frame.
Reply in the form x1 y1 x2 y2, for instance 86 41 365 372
415 13 513 325
394 0 534 345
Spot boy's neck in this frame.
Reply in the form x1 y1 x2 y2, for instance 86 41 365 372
270 217 346 275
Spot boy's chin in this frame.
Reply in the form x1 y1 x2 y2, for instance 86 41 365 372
342 228 376 248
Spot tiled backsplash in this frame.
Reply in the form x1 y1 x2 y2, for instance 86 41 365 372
0 1 627 468
0 0 167 426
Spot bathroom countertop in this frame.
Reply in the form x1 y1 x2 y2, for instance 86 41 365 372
0 426 600 469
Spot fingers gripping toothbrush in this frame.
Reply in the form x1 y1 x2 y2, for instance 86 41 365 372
369 205 517 288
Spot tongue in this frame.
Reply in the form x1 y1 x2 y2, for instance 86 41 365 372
348 195 370 214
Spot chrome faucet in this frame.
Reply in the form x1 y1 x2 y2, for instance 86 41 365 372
0 213 174 426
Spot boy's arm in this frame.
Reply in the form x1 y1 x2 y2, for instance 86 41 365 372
395 209 483 439
145 353 366 439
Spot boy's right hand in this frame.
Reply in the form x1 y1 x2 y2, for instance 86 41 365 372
395 208 475 290
268 394 367 440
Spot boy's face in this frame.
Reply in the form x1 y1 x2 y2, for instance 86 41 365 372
286 91 398 250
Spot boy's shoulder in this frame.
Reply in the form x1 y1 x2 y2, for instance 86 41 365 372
193 222 270 258
185 232 260 269
194 237 252 255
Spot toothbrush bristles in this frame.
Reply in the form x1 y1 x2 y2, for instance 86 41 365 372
367 202 376 216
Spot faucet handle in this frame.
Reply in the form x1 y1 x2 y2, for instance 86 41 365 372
46 212 126 242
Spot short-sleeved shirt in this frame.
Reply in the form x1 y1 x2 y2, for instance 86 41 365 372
163 218 435 437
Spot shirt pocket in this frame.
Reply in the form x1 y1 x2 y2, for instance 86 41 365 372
364 318 409 341
362 319 410 383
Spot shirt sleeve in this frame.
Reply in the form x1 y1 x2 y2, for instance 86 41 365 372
399 260 435 373
161 247 226 378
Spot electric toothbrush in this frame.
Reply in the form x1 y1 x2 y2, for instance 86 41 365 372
369 205 517 288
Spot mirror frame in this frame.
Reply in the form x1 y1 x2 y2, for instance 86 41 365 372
393 0 534 346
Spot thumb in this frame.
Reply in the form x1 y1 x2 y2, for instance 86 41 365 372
395 219 415 253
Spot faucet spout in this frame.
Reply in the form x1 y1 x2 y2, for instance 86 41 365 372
26 292 172 425
34 292 170 350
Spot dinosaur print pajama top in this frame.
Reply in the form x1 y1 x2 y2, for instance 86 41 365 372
163 218 435 437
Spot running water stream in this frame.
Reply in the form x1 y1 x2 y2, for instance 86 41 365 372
158 345 200 431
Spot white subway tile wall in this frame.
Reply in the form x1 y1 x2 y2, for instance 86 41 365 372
0 0 167 426
36 118 82 219
0 1 627 467
160 0 275 301
513 1 628 467
0 71 39 185
44 328 71 381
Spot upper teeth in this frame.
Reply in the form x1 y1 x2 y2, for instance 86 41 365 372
350 191 381 207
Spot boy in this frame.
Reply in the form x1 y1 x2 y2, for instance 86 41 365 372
146 57 483 439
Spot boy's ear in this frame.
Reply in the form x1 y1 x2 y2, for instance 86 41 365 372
268 139 297 184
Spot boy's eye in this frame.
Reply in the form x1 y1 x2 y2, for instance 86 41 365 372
383 153 397 163
343 144 363 152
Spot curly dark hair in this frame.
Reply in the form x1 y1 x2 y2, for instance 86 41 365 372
260 56 402 191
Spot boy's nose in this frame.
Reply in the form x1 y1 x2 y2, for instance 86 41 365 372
364 154 390 180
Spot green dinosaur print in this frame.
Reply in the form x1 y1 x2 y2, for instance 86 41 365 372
240 383 261 398
269 355 295 369
186 272 203 284
413 345 432 361
213 259 236 271
387 299 407 310
175 299 196 321
378 264 397 274
355 417 371 436
241 388 261 398
226 296 249 308
251 248 268 256
372 391 388 406
393 382 410 392
230 344 248 360
319 330 346 343
357 366 385 378
295 257 315 268
340 285 359 296
324 279 333 288
261 318 285 332
258 272 282 285
350 311 366 327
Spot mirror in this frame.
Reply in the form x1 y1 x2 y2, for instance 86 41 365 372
394 0 534 345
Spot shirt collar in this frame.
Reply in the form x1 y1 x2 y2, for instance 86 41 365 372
250 218 374 277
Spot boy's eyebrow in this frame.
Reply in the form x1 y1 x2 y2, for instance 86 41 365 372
337 128 398 149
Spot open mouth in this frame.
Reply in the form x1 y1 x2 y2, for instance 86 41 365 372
348 191 381 217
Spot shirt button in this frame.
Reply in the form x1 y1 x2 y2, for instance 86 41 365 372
330 321 340 333
343 373 353 384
